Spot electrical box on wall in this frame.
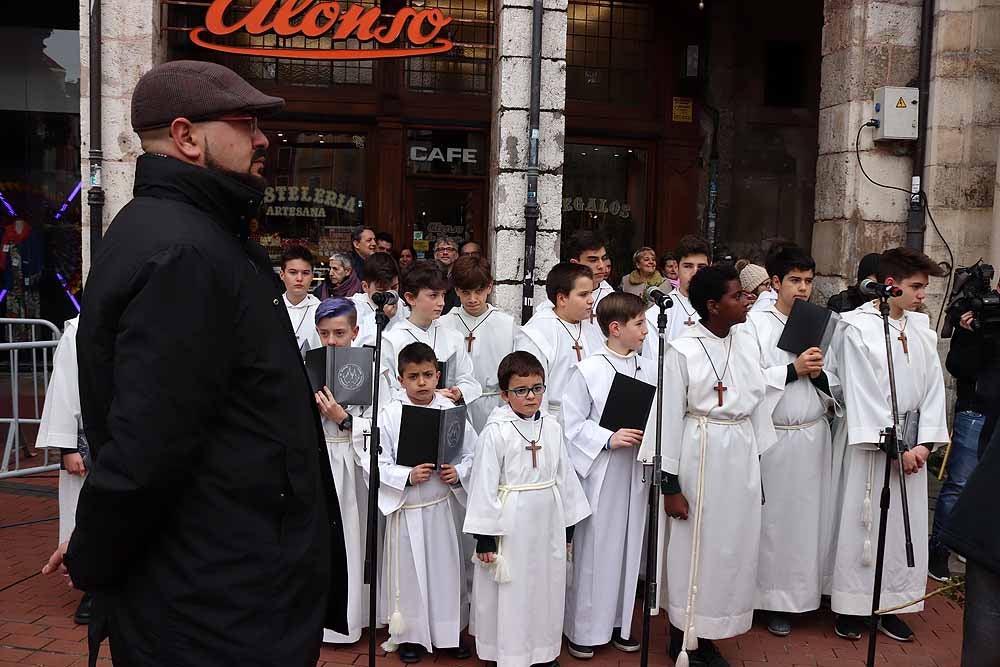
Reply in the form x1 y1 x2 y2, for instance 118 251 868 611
873 86 919 141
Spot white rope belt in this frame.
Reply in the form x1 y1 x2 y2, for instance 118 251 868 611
774 418 824 431
384 492 452 649
324 433 350 445
474 479 558 585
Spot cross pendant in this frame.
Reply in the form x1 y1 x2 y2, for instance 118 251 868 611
572 341 583 362
685 317 695 326
525 441 541 468
898 331 909 355
465 331 476 352
715 380 727 407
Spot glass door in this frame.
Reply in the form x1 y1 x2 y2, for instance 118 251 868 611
407 181 485 261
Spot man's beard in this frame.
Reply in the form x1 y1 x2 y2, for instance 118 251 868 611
205 139 268 193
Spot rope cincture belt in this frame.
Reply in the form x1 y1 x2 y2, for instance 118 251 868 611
774 417 824 431
383 493 453 651
677 414 749 667
477 479 559 584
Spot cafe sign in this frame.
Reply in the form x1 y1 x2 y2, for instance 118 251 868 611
190 0 455 60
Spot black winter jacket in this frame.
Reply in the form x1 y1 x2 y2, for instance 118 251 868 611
67 154 347 666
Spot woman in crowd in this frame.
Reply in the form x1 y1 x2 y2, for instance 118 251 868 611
315 252 363 299
621 246 666 300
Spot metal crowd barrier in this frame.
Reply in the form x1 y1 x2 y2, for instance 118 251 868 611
0 318 62 479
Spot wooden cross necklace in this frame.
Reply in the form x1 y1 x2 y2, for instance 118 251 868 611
556 319 586 361
678 295 697 326
455 309 495 352
887 315 909 356
696 336 733 407
511 416 545 468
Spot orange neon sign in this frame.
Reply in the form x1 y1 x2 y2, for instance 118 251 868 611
189 0 454 60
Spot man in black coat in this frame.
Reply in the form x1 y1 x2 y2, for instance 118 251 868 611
42 61 348 666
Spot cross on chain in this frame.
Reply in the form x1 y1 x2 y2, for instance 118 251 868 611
525 441 541 468
715 380 728 407
465 331 476 352
685 316 695 326
898 331 909 355
572 340 583 362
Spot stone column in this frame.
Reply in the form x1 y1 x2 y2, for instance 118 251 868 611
80 0 163 279
488 0 568 319
812 0 922 303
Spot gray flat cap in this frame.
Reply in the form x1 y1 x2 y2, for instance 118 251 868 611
131 60 284 132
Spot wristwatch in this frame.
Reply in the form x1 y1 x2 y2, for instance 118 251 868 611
338 415 353 432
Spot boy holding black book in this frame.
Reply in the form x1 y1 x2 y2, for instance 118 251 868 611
377 342 477 663
562 292 657 659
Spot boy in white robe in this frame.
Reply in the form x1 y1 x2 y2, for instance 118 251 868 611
378 342 477 663
350 252 406 347
534 230 614 323
440 256 517 432
826 247 949 643
646 264 777 667
642 235 711 357
563 293 657 658
381 261 482 406
310 298 377 644
280 245 322 352
465 351 591 667
35 316 91 624
744 247 836 636
515 262 604 416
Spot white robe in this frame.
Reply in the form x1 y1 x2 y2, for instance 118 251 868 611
350 292 407 348
745 308 837 613
284 293 321 352
750 289 778 312
35 318 84 545
563 347 656 644
641 323 777 639
464 405 591 667
514 309 605 414
380 319 483 406
439 305 518 432
827 303 949 616
641 288 701 358
378 393 477 652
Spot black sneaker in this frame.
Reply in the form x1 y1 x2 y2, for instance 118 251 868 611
451 642 471 660
928 549 951 582
73 592 92 625
878 614 914 642
766 612 791 637
834 614 866 640
567 641 594 660
611 628 640 653
399 643 421 664
691 639 730 667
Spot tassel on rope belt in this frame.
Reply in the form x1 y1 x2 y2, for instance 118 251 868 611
475 479 558 584
383 493 453 650
676 414 749 667
774 417 824 431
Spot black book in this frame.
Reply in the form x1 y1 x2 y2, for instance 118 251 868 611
776 299 841 355
396 404 468 468
599 373 656 432
436 358 455 389
304 346 375 406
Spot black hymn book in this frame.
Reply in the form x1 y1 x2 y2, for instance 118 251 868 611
396 404 468 468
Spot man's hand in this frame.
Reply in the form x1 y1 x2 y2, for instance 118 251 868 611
315 387 349 424
960 310 975 332
439 463 459 485
62 452 87 476
477 551 496 564
793 347 824 377
41 541 75 589
901 445 930 475
408 463 435 485
664 493 690 520
436 386 462 402
610 428 644 449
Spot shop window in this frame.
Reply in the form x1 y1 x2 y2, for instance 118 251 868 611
406 128 487 177
567 0 652 106
257 131 367 268
764 41 806 108
404 0 494 95
561 143 648 286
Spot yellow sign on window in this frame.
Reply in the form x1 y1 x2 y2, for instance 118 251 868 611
672 97 694 123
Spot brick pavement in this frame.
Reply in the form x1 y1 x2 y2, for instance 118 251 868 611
0 474 964 667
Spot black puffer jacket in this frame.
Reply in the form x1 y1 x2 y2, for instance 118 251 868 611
67 154 347 666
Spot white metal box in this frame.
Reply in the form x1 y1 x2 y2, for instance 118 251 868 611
873 86 919 141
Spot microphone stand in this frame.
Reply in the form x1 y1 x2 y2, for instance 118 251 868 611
365 301 391 667
640 294 672 667
866 295 915 667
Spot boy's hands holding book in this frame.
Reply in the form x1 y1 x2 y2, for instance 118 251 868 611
315 387 349 424
409 463 436 485
439 463 459 485
437 386 462 402
610 428 644 449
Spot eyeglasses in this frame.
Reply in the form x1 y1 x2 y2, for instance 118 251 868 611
506 383 546 398
214 115 259 136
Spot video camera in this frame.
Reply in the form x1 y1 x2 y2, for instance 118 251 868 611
942 260 1000 339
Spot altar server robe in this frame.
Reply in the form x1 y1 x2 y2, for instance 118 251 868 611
350 292 407 348
440 305 517 432
563 346 656 645
35 317 84 544
745 308 837 613
827 303 949 616
514 309 604 415
641 288 701 358
378 393 477 652
464 405 590 667
640 323 777 639
380 318 482 406
284 292 321 352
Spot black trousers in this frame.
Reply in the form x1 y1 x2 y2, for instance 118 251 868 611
963 559 1000 667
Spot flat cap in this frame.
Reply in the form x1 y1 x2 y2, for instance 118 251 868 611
131 60 284 132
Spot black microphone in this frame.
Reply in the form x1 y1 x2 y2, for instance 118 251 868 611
371 290 398 307
645 286 674 309
859 278 902 299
